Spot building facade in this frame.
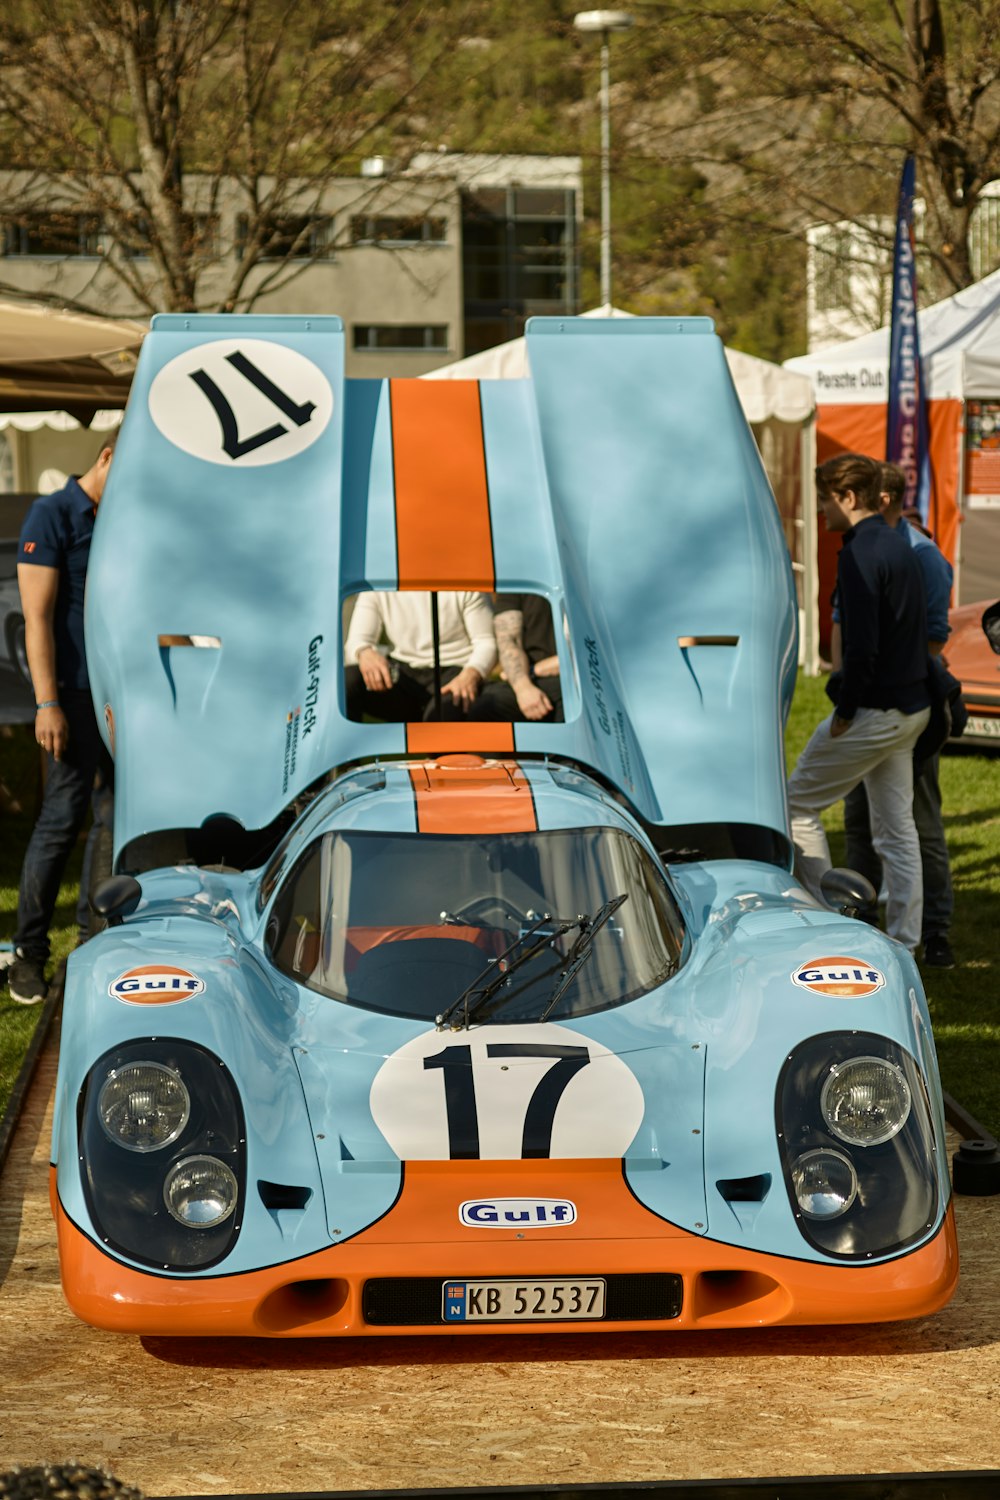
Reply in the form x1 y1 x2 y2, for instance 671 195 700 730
806 184 1000 351
0 154 582 379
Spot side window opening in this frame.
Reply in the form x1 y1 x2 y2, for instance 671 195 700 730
342 589 566 725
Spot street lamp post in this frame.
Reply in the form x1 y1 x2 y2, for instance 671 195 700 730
573 9 633 310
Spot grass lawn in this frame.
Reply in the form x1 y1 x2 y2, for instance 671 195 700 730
2 677 999 1132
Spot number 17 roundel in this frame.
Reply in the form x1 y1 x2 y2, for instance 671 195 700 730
147 338 334 468
368 1022 645 1161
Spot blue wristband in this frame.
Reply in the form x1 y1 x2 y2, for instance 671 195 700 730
35 700 59 711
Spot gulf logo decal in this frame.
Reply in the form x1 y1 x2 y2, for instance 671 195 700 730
109 964 206 1004
460 1199 577 1228
791 957 886 998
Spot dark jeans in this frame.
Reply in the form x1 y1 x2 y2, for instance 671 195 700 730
843 751 952 940
472 673 564 723
15 690 115 963
345 659 473 722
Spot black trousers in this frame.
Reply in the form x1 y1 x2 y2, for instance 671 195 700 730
471 673 564 723
15 689 114 961
345 659 472 722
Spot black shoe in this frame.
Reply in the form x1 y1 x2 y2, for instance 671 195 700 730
7 955 48 1005
922 934 955 970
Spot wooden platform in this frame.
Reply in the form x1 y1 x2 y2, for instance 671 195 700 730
2 1042 999 1497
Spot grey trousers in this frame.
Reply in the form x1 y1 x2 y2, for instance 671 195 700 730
788 706 929 951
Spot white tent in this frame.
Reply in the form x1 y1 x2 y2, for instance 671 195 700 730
0 297 141 496
428 305 815 420
426 308 820 670
0 297 144 413
785 264 1000 402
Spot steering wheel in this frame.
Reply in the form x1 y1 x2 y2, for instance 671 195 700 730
443 894 528 927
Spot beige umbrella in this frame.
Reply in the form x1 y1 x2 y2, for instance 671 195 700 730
0 297 146 419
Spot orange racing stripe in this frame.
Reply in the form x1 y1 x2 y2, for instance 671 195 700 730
390 379 494 590
408 756 537 834
405 721 515 756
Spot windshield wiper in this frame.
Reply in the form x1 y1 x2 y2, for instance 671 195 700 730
435 894 629 1030
537 893 629 1023
435 915 576 1031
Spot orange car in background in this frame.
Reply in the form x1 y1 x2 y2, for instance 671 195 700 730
948 600 1000 749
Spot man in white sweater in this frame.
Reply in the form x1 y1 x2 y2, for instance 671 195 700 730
344 591 497 721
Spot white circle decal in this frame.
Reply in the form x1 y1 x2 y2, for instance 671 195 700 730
369 1022 646 1161
148 338 333 467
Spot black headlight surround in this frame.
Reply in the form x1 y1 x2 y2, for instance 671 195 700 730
78 1038 246 1272
776 1031 940 1262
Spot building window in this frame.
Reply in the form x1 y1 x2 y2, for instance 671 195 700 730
350 215 447 245
2 212 102 258
119 214 219 260
971 187 1000 281
353 325 449 352
813 228 854 313
237 215 333 261
461 186 578 356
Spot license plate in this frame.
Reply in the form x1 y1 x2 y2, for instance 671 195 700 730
964 715 1000 739
442 1277 606 1323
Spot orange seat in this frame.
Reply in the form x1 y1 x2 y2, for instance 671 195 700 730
344 924 505 972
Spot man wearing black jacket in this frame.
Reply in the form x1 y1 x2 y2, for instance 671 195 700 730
787 453 931 953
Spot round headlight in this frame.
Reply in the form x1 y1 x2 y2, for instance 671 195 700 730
99 1061 190 1152
164 1155 238 1227
791 1148 858 1219
821 1055 912 1147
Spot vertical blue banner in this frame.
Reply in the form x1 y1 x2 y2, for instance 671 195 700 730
886 154 931 521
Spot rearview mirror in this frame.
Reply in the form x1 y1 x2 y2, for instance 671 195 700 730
820 867 877 920
91 875 142 927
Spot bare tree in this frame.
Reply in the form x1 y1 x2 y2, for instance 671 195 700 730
0 0 468 314
634 0 1000 297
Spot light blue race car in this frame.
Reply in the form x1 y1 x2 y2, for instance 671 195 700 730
49 314 958 1336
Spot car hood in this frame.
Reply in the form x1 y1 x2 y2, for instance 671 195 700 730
291 1002 710 1239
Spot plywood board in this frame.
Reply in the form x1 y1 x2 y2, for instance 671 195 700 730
2 1044 999 1497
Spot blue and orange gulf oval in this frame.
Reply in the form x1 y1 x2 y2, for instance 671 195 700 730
108 964 206 1004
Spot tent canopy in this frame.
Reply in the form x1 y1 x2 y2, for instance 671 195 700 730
785 264 1000 402
427 306 815 425
0 297 146 420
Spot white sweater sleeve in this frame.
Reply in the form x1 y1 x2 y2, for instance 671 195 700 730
343 593 384 664
461 592 499 679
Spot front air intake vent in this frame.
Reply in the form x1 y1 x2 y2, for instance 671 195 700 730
716 1173 771 1203
257 1180 312 1210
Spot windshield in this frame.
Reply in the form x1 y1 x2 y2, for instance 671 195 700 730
265 827 684 1022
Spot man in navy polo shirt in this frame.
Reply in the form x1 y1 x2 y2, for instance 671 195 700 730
6 434 116 1005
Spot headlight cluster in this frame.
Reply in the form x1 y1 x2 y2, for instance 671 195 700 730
821 1055 912 1148
80 1039 245 1270
99 1062 190 1153
790 1148 858 1220
777 1032 939 1260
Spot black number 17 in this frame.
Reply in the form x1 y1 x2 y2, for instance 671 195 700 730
422 1043 590 1159
189 350 316 459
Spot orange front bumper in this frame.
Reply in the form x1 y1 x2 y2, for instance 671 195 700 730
52 1159 959 1336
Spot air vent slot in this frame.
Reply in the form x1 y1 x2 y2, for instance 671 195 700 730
257 1180 312 1211
716 1173 771 1203
677 635 739 648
